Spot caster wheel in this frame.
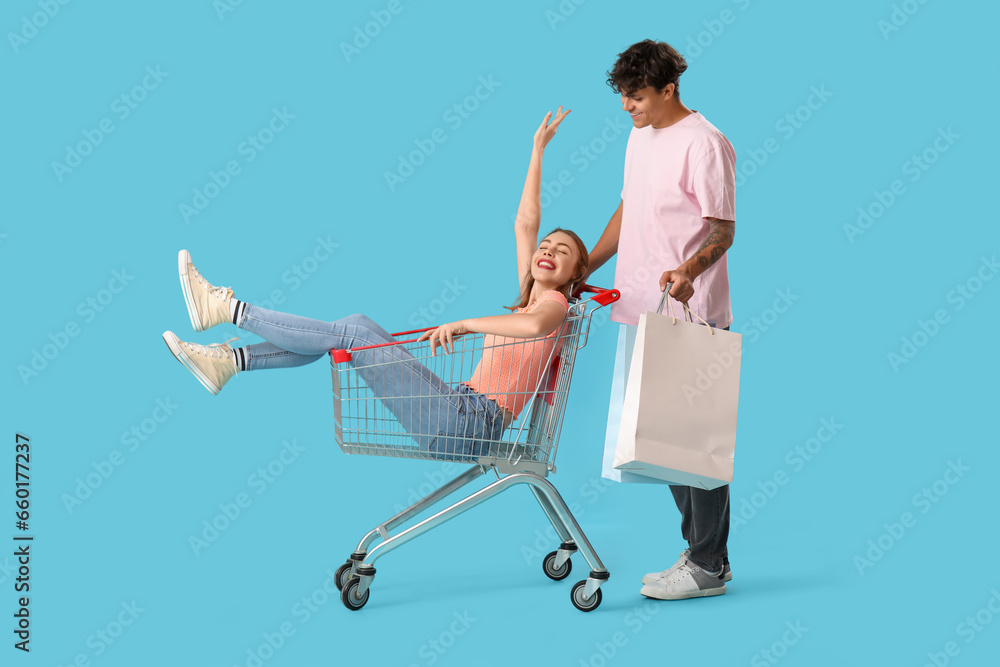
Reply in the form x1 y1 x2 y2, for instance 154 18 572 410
341 578 370 611
570 580 602 612
334 562 354 592
542 551 572 581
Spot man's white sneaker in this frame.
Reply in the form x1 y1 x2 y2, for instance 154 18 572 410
178 249 233 332
642 549 690 585
163 331 238 395
642 549 732 584
640 560 727 601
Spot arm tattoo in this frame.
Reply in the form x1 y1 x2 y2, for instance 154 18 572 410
695 218 735 269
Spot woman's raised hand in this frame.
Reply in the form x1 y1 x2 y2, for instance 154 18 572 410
533 106 571 151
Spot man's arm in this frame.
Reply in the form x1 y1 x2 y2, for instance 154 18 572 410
659 217 735 302
586 200 623 279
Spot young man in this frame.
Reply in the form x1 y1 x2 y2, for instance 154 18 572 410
588 39 737 600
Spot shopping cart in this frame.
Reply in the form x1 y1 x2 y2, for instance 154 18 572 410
329 285 619 612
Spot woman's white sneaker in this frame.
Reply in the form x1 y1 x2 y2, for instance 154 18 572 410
163 331 238 395
640 560 727 600
178 249 233 332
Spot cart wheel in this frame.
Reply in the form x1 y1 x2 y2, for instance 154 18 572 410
570 580 602 612
340 578 370 611
334 562 354 592
542 551 573 581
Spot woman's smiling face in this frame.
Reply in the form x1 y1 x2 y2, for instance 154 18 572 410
530 231 581 290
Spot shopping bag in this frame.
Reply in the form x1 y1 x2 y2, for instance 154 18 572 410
601 324 671 484
613 294 741 489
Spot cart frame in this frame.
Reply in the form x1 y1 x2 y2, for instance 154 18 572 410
330 285 619 612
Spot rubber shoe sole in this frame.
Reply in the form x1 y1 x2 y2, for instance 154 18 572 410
178 250 204 332
163 331 224 395
641 583 727 601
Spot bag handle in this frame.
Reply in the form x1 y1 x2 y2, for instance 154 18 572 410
657 283 715 335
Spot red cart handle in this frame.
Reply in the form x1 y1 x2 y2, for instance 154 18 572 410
329 284 619 363
574 283 620 306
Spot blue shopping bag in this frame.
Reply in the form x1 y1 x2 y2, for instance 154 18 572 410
601 323 671 485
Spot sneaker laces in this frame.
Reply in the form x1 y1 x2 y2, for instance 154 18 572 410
206 283 234 302
662 561 696 585
180 337 239 359
655 549 690 578
190 262 233 302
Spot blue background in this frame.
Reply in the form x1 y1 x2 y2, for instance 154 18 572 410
4 0 999 665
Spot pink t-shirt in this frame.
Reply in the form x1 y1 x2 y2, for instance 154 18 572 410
467 290 569 418
612 111 736 327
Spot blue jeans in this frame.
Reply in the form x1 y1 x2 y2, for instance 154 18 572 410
238 305 506 456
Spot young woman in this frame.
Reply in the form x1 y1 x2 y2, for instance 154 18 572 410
163 107 588 456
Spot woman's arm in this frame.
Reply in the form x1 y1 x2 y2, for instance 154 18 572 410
515 108 571 285
417 301 567 355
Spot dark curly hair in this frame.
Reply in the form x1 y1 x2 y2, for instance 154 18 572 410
606 39 688 97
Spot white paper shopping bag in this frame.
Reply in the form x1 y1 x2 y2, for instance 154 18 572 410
613 296 741 489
